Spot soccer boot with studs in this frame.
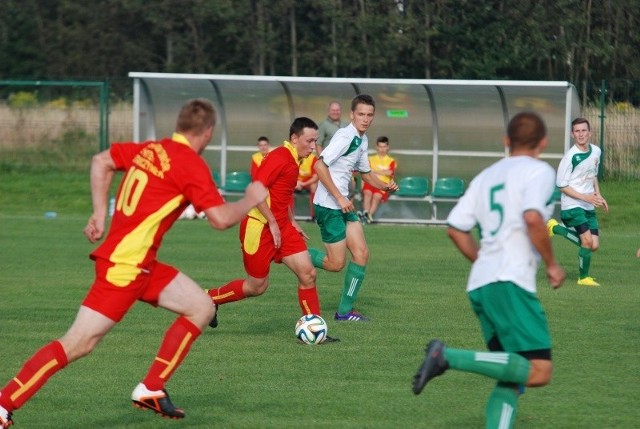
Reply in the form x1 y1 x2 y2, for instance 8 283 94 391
412 339 449 395
131 383 185 419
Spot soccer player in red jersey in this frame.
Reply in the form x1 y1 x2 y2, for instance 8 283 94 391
0 99 267 427
208 117 336 341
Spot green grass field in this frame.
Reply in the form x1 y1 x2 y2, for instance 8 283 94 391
1 173 639 428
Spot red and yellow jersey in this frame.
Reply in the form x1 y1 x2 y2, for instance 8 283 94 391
250 152 266 179
298 153 318 181
91 133 225 272
249 141 299 225
368 154 396 184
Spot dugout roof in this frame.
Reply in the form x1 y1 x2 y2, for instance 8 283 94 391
128 72 580 185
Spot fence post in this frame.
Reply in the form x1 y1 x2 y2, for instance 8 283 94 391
99 80 110 151
598 79 606 181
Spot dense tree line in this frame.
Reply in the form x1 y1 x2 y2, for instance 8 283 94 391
1 0 638 98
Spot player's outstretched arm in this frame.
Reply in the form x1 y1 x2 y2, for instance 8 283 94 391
315 160 352 212
257 200 281 249
560 185 607 210
361 171 398 192
447 227 478 263
289 205 310 241
205 182 267 230
524 210 565 289
85 150 116 243
593 178 608 212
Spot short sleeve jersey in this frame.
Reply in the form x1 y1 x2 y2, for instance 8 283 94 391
313 123 371 210
556 143 601 210
298 153 318 181
250 141 299 225
368 154 396 184
447 156 556 293
91 134 225 268
250 152 266 179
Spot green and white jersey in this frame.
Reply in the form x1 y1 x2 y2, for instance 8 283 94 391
556 143 601 210
314 123 371 210
447 156 556 293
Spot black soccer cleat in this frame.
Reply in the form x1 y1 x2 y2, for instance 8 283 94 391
131 383 185 419
412 339 449 395
208 304 219 329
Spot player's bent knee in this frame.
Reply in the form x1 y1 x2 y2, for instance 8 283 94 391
526 359 553 387
297 267 317 286
324 260 345 272
246 279 269 296
60 335 101 362
580 236 594 248
321 253 346 271
351 248 369 264
190 296 216 325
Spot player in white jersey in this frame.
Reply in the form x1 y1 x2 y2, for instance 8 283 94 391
547 117 608 287
412 112 565 429
308 94 398 321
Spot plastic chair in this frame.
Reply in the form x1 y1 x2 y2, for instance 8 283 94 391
432 177 465 198
224 171 251 193
395 176 430 198
213 171 221 185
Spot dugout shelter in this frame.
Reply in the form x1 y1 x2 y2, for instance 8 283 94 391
129 72 579 224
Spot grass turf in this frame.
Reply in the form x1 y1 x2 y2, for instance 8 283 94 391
0 175 639 428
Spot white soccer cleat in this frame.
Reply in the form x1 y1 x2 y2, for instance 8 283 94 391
0 403 13 428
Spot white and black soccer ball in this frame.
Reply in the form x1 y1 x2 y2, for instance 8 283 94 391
295 314 328 345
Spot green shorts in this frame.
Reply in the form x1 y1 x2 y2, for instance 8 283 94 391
561 208 599 235
468 281 551 354
314 204 359 243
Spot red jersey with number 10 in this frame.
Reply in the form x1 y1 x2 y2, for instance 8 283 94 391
91 135 224 274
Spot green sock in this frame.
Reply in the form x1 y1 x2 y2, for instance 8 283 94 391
553 224 581 247
338 261 366 315
579 247 592 278
443 348 530 384
485 382 519 429
308 248 326 269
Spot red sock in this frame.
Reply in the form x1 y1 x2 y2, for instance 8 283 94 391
207 279 246 305
0 340 68 411
142 316 201 391
298 286 321 315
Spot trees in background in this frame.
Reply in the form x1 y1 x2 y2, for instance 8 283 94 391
0 0 638 98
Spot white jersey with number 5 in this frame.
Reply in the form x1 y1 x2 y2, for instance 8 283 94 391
447 156 556 293
313 123 371 210
556 143 601 211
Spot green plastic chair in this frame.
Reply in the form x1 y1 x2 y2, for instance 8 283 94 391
224 171 251 193
395 176 430 198
213 171 221 185
432 177 465 198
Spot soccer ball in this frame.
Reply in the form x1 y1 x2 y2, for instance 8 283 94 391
295 314 328 345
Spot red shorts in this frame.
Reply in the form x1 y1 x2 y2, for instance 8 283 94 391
362 182 390 202
240 216 307 278
82 258 178 322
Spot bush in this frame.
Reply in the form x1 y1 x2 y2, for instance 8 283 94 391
7 91 38 109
